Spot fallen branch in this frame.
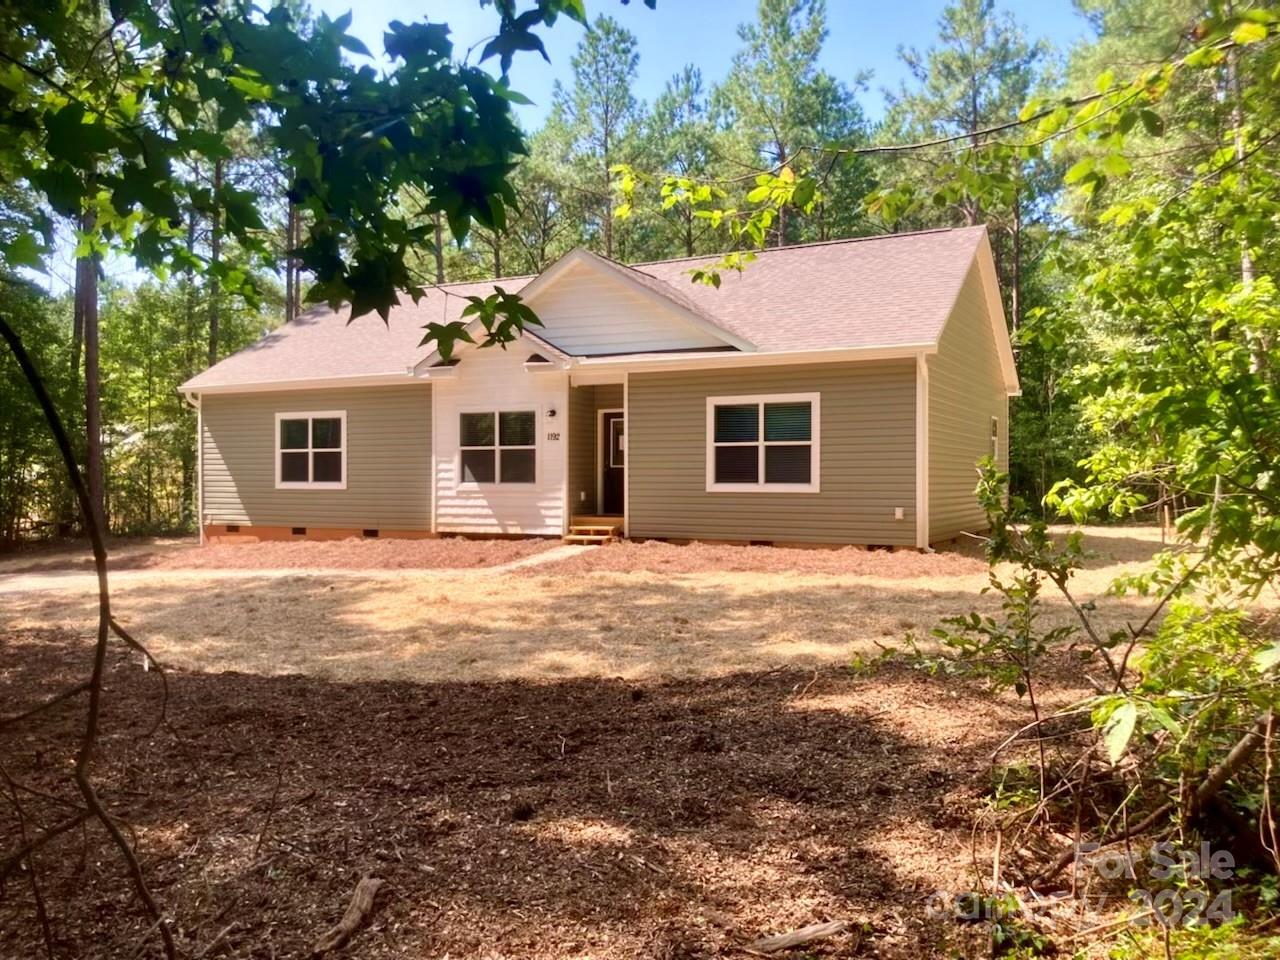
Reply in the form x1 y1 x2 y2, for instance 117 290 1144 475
746 920 848 954
1033 803 1174 890
0 809 94 885
1190 711 1271 817
0 680 92 732
310 876 386 956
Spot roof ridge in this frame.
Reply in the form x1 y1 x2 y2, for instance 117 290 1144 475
418 225 987 288
628 225 987 269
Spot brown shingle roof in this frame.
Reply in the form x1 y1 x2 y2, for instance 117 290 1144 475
631 226 985 352
182 226 987 390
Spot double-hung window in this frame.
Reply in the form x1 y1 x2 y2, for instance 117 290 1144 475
706 393 819 493
275 412 346 489
460 410 537 484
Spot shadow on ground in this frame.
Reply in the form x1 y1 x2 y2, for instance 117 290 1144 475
1 563 1158 684
0 627 1050 959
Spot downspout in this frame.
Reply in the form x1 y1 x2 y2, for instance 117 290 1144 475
182 391 203 545
915 353 932 552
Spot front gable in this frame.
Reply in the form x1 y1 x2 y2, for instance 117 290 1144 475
518 249 753 356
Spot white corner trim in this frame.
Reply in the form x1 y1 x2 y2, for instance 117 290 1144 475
274 410 348 490
184 392 204 542
704 392 820 494
622 375 630 537
561 379 571 536
429 385 438 535
915 354 931 550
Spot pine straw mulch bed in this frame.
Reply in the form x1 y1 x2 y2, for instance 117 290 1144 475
0 628 1092 959
528 538 990 579
0 535 557 575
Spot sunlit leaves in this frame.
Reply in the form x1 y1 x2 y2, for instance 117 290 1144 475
422 285 546 361
1098 700 1137 765
2 0 576 348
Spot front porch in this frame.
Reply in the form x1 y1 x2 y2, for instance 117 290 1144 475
565 514 624 545
566 381 625 540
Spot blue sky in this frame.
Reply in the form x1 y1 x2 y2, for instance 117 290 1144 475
44 1 1093 292
317 1 1096 126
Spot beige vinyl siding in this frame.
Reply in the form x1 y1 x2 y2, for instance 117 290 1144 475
201 385 431 529
928 261 1009 541
629 361 917 545
432 346 567 536
567 384 624 514
527 261 729 354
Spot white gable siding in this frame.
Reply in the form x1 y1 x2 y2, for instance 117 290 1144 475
433 346 568 536
527 261 729 355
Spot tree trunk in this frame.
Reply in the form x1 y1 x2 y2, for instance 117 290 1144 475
1226 41 1264 370
285 201 300 323
70 247 85 382
208 158 222 366
433 212 444 284
76 210 105 533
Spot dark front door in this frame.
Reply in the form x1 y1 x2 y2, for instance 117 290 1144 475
601 411 624 515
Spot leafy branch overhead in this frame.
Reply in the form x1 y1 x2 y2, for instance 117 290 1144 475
0 0 606 340
614 8 1280 287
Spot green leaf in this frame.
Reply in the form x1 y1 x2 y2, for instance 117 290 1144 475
1138 109 1165 138
1255 641 1280 673
339 34 372 57
1103 701 1137 764
1100 153 1131 177
1232 21 1269 45
1064 156 1096 185
2 232 45 270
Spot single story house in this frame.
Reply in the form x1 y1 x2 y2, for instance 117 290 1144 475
180 225 1019 549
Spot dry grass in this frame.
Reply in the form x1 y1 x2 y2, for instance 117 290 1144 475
0 525 1177 684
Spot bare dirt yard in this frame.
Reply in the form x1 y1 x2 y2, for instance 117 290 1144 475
0 527 1182 958
0 533 557 576
0 527 1166 682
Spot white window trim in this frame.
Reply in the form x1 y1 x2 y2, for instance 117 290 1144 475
457 408 539 487
705 392 820 493
274 410 347 490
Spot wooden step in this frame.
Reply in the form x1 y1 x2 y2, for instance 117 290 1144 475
563 533 614 545
563 520 622 545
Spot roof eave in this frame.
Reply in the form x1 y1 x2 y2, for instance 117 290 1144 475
568 342 938 373
178 371 425 396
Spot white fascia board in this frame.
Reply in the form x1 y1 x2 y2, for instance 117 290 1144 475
570 342 938 374
178 372 425 397
975 233 1022 397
